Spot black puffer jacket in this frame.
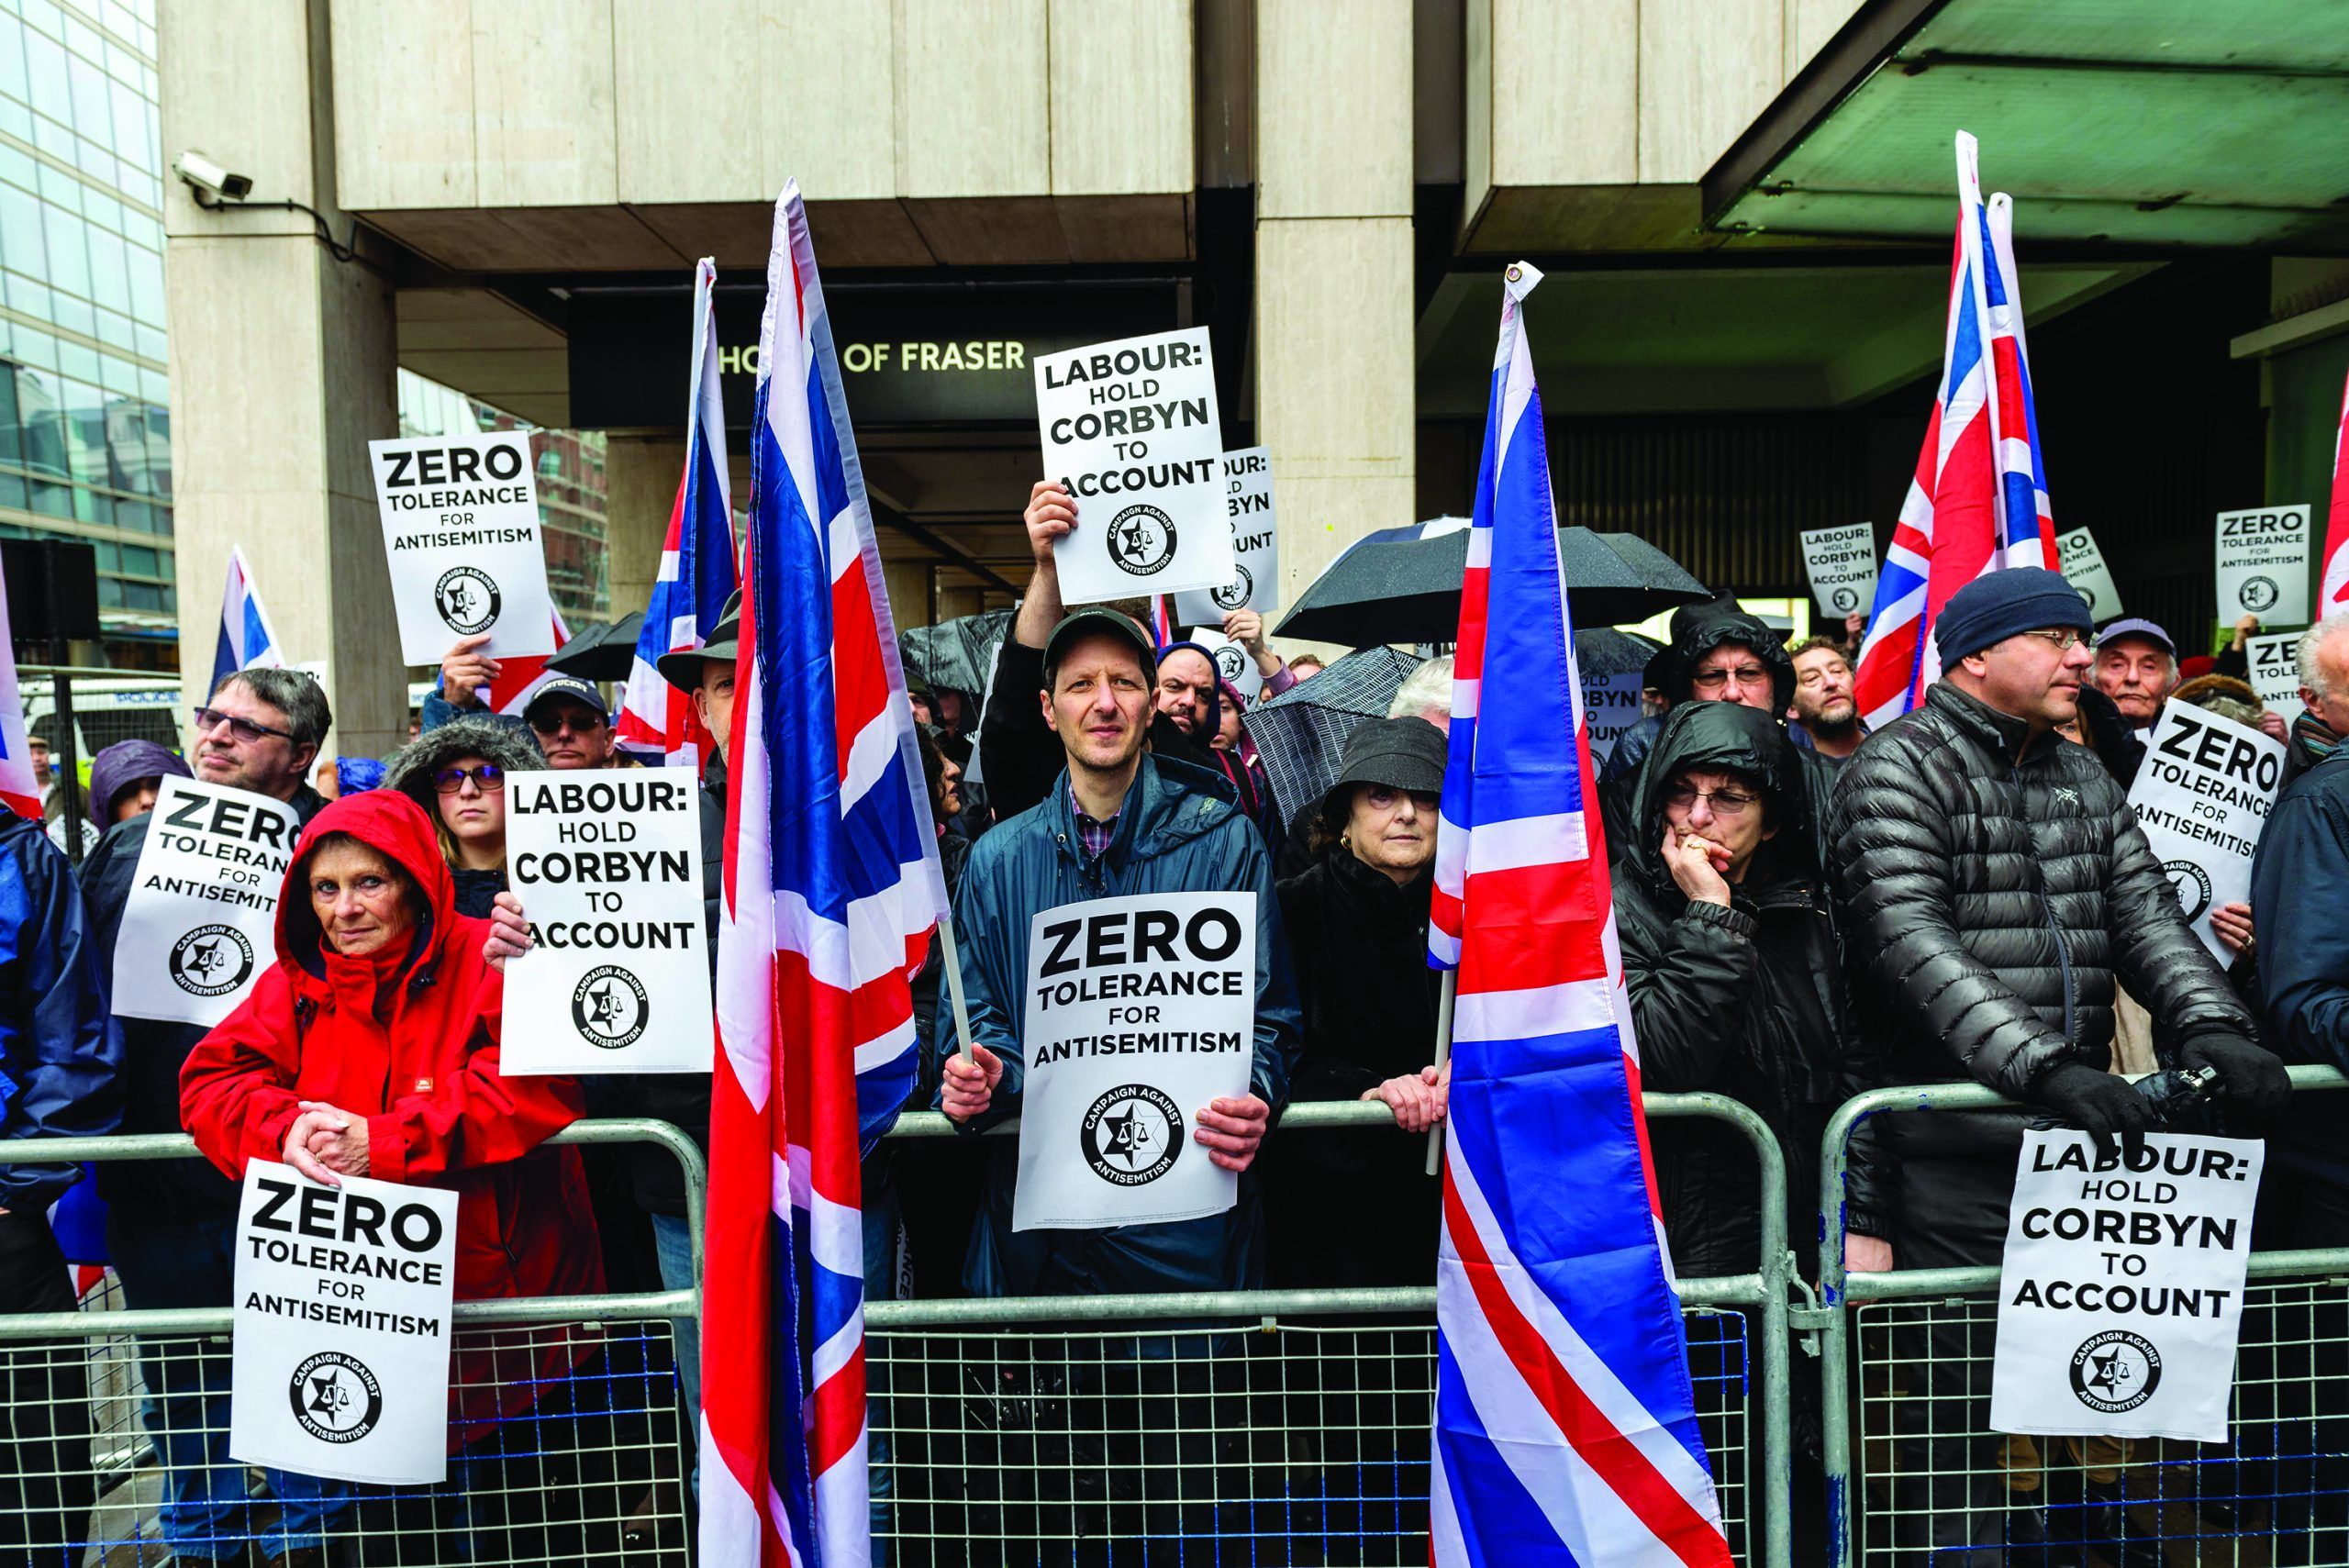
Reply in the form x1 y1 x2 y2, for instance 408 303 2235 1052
1613 703 1871 1275
1827 680 2254 1161
1266 843 1444 1288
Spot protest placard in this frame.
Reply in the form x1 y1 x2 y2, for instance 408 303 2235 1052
499 770 712 1074
1014 891 1255 1232
2246 630 2305 726
370 431 555 665
1990 1129 2262 1443
2124 703 2284 962
2215 504 2311 628
1186 626 1264 704
229 1161 459 1485
1798 524 1877 620
112 776 302 1026
1033 328 1231 606
1172 447 1278 623
1583 670 1646 760
2056 528 2122 622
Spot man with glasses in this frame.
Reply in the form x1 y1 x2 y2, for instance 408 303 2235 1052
521 674 629 770
76 668 347 1568
1827 567 2288 1562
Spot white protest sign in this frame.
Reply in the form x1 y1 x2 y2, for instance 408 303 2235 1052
1014 891 1255 1232
1990 1129 2262 1443
2124 703 2284 962
1172 447 1278 623
500 770 712 1074
2215 504 2311 627
229 1161 459 1485
2246 631 2305 727
111 776 301 1026
370 431 555 665
2056 528 2122 622
1798 524 1877 621
1034 328 1231 606
1583 670 1646 760
1186 627 1264 705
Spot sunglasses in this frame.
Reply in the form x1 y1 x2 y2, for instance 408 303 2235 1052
192 706 294 744
528 707 607 737
432 763 507 795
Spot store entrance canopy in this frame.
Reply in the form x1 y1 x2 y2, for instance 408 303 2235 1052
1702 0 2349 250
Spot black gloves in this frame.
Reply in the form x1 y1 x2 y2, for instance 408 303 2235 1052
2033 1063 2157 1161
2177 1033 2294 1116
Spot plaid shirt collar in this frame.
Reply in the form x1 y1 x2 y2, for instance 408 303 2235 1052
1069 777 1123 860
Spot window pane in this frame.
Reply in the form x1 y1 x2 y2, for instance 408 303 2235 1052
41 202 86 296
15 364 60 474
84 224 125 310
124 239 159 323
0 184 43 275
22 27 65 124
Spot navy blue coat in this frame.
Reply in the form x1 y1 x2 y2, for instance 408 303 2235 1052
942 752 1302 1296
2251 751 2349 1184
0 810 119 1208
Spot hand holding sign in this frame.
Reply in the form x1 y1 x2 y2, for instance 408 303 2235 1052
1192 1094 1271 1172
941 1042 1004 1122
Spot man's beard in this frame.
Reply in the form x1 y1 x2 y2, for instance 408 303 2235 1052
1803 701 1859 737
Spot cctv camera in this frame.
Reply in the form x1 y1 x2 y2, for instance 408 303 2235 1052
173 151 252 204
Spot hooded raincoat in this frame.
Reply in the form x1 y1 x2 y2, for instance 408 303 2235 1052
179 789 602 1440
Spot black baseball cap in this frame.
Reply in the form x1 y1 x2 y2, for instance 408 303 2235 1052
522 674 608 726
1041 607 1157 690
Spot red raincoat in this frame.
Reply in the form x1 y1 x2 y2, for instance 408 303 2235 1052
181 788 602 1440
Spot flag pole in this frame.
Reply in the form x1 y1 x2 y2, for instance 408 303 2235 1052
1425 968 1456 1176
940 911 977 1069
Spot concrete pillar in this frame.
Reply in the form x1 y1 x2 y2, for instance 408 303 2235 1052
1254 0 1417 639
882 558 932 635
604 435 687 622
162 0 406 755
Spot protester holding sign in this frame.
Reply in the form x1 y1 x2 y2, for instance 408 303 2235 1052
74 668 341 1564
939 606 1299 1296
0 790 115 1566
178 791 603 1462
1826 567 2288 1561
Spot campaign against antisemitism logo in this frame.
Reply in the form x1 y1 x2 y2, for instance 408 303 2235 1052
170 923 254 998
1106 504 1176 577
433 565 502 634
2164 859 2214 924
1831 586 1858 613
2070 1330 2163 1415
288 1351 384 1445
571 963 651 1051
1212 567 1252 612
1082 1084 1184 1187
2239 575 2279 613
1213 644 1248 685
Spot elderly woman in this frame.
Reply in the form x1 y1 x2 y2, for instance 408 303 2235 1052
178 790 602 1473
1266 717 1448 1290
384 717 541 917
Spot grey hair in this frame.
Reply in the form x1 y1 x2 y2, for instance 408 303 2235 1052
211 667 331 750
1388 654 1455 720
2299 612 2349 701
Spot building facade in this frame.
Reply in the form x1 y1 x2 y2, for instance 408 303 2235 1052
158 1 2349 755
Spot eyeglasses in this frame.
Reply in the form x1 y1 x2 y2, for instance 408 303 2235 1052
2021 629 2094 652
528 707 607 737
432 763 506 795
1689 665 1772 694
191 706 294 744
1664 784 1760 816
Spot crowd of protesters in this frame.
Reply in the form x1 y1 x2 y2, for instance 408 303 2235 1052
6 472 2349 1563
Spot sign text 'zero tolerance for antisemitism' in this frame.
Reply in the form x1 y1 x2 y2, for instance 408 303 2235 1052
230 1162 460 1485
111 776 302 1027
500 770 713 1075
2123 703 2284 963
1014 891 1256 1233
1034 328 1232 606
371 431 556 666
2214 504 2311 628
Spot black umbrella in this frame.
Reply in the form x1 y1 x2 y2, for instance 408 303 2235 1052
545 611 646 683
1575 628 1663 681
1273 521 1709 646
899 609 1013 697
1239 645 1426 829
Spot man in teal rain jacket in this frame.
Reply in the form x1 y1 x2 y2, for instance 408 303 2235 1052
938 606 1300 1297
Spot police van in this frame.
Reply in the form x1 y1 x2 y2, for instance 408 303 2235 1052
21 674 184 759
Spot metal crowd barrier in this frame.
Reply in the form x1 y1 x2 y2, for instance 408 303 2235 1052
1817 1065 2349 1568
0 1118 705 1567
872 1092 1797 1568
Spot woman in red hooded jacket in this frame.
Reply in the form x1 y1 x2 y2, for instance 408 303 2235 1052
180 789 604 1451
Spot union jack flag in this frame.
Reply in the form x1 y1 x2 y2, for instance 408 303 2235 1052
702 182 949 1568
209 544 285 696
617 256 740 764
1853 132 2060 728
2317 365 2349 616
1428 261 1731 1568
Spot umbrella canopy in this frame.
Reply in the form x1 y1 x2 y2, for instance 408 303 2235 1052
1273 521 1709 647
544 611 646 683
1239 645 1426 834
1575 628 1663 681
899 608 1013 698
